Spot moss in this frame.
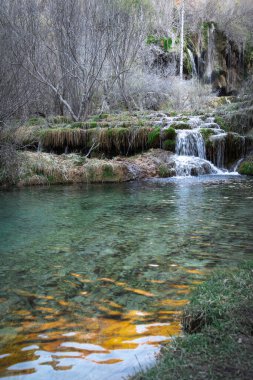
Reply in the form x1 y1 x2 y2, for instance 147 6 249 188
27 117 46 126
169 122 191 130
162 139 175 152
70 122 86 129
147 127 161 147
199 128 215 142
91 113 109 121
214 116 229 131
49 115 72 124
102 164 114 178
238 161 253 175
163 127 176 140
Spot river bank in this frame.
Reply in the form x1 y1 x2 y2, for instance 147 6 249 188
1 99 253 188
131 262 253 380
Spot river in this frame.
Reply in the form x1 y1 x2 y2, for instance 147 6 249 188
0 176 252 379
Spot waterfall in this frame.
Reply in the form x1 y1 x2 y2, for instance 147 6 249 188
187 48 197 77
174 156 223 176
209 134 226 168
161 115 246 177
206 23 216 81
176 130 206 159
37 142 43 152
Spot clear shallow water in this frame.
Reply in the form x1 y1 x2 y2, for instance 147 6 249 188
0 176 253 379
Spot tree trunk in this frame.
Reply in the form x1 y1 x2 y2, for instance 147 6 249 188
179 0 185 80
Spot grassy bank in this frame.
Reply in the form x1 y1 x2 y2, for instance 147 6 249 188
132 262 253 380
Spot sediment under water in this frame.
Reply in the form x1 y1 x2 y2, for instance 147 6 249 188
0 176 252 379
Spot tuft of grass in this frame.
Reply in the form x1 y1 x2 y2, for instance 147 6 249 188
147 127 161 147
131 262 253 380
27 117 46 126
158 164 173 178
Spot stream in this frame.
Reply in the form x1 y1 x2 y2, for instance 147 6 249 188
0 176 253 379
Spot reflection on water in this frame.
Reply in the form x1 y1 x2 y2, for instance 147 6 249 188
0 176 252 379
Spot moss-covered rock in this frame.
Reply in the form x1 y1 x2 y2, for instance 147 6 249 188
238 155 253 175
168 122 191 130
162 139 175 152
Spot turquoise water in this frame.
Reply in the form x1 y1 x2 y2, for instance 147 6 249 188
0 176 252 379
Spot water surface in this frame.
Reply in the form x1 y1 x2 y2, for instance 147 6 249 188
0 176 252 379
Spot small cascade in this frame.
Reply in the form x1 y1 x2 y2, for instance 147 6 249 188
209 134 226 168
173 156 223 176
231 158 244 173
37 142 43 152
206 23 216 81
226 42 232 85
176 130 206 159
160 114 247 177
187 48 197 77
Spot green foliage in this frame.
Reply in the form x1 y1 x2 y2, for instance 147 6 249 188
49 115 72 124
162 139 175 152
146 35 172 52
199 128 215 142
163 127 176 140
102 164 114 178
214 116 229 131
238 161 253 175
27 117 45 126
70 122 86 129
91 114 109 122
169 122 191 130
147 127 161 147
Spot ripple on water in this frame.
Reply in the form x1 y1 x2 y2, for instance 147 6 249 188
0 176 252 379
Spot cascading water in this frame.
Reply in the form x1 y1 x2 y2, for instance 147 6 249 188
209 134 227 168
160 114 246 177
206 23 216 82
176 130 206 159
187 48 197 77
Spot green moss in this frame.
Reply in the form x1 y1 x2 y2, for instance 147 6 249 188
146 35 172 52
49 115 72 124
214 116 229 131
199 128 215 142
238 161 253 175
91 114 109 122
162 139 175 152
147 127 161 147
27 117 46 126
70 122 86 129
170 122 191 130
163 127 176 140
102 164 114 178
